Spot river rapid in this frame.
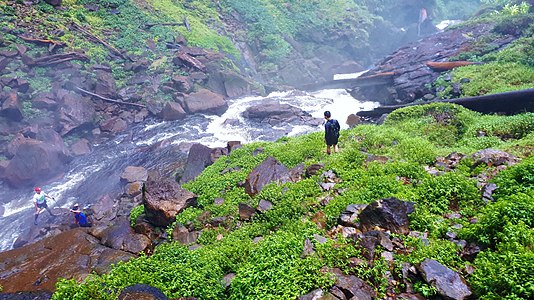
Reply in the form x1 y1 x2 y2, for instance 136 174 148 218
0 88 378 251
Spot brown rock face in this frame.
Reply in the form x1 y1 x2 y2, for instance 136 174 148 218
143 177 198 227
244 156 291 196
57 90 96 135
0 229 135 293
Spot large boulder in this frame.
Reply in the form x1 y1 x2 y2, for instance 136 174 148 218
244 156 291 196
0 91 23 121
358 197 415 234
182 89 228 115
118 284 169 300
180 143 227 184
0 229 135 293
159 101 186 121
1 131 70 188
142 176 198 227
92 218 151 254
57 90 96 135
94 70 118 99
418 259 472 300
242 100 322 127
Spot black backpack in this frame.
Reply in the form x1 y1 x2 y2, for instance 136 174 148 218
325 119 340 137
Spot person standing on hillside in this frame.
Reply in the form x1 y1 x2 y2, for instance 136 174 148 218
324 111 340 155
32 187 55 225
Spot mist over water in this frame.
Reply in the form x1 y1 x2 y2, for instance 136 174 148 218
0 88 378 251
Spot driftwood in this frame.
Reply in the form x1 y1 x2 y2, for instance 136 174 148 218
174 52 205 71
18 36 65 47
75 87 146 108
144 22 185 28
25 52 89 67
426 61 482 71
70 22 129 61
357 88 534 118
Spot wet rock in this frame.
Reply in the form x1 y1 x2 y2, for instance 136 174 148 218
299 288 338 300
306 163 324 177
339 204 367 228
301 238 315 258
0 291 53 300
418 259 472 300
57 90 96 135
143 176 197 227
346 114 362 128
238 203 257 220
93 218 151 254
172 75 192 93
94 70 117 99
359 197 415 234
333 273 377 300
472 148 518 167
2 133 69 188
172 224 199 245
70 138 91 156
159 101 186 121
121 166 148 183
244 156 291 196
481 183 497 202
118 284 169 300
242 100 322 127
100 116 128 134
460 243 481 262
0 229 135 293
182 89 228 115
180 143 227 184
124 181 143 197
91 194 119 223
1 91 23 121
257 199 273 213
44 0 61 6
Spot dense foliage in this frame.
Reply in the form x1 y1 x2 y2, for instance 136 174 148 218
53 103 534 299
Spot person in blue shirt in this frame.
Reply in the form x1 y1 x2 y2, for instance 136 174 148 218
324 111 340 155
70 203 92 227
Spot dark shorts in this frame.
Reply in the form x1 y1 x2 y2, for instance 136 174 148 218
36 202 48 209
325 135 339 146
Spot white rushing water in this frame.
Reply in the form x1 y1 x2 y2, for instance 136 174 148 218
0 88 378 251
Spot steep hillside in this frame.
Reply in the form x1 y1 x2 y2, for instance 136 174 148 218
42 103 533 299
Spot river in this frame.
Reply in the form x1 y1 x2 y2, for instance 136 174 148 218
0 88 378 251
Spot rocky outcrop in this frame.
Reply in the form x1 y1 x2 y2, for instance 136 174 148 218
1 132 70 188
243 156 292 196
418 259 472 300
142 176 198 227
352 22 522 105
358 197 415 234
182 89 228 115
242 100 322 127
0 229 136 293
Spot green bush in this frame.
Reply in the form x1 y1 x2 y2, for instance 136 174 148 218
129 205 145 227
469 222 534 299
492 156 534 198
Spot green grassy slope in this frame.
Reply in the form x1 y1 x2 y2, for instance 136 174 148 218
53 103 534 299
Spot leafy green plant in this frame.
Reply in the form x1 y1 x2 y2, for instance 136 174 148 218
129 205 145 227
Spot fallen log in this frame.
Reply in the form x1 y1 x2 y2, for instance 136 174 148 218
144 22 185 29
25 52 89 67
18 36 65 47
70 22 130 61
357 88 534 118
426 61 482 71
75 87 146 108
